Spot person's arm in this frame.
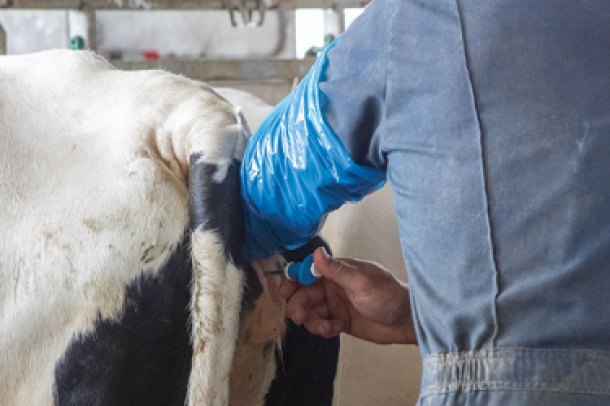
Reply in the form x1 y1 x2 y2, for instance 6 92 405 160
281 248 417 345
240 0 392 259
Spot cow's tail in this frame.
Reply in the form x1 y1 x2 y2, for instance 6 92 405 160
189 229 244 405
187 110 248 405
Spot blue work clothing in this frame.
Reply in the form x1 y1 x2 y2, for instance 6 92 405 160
240 49 385 259
241 0 610 404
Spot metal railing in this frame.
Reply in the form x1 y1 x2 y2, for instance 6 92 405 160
0 1 368 10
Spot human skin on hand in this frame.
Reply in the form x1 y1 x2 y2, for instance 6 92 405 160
280 247 417 345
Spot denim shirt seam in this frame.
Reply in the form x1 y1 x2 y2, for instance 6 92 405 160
453 0 503 348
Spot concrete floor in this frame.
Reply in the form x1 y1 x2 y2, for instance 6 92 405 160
334 336 421 406
321 186 422 406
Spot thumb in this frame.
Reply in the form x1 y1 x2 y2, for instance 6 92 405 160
313 247 360 290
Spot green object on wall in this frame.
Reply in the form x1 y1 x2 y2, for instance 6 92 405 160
69 36 85 50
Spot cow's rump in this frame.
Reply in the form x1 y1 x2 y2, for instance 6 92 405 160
0 50 337 406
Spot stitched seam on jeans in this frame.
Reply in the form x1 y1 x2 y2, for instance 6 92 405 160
453 0 502 348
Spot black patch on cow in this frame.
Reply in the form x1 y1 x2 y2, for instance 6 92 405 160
189 155 245 267
189 153 263 314
282 236 331 264
241 262 263 313
53 240 193 406
265 322 340 406
265 237 338 406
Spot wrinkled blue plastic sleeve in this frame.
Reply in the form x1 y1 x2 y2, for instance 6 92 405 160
240 42 386 259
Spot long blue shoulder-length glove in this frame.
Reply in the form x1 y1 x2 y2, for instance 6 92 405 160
240 41 386 260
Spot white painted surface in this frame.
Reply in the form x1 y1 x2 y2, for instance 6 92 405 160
0 10 294 58
344 7 364 28
295 9 324 57
0 11 68 54
96 10 294 59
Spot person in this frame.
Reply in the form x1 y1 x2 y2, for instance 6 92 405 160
240 0 610 404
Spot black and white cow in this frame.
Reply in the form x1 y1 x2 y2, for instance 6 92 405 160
0 50 337 406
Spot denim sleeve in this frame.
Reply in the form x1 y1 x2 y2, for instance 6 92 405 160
321 0 390 169
239 1 390 260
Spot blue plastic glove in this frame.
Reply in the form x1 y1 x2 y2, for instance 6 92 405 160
240 41 386 260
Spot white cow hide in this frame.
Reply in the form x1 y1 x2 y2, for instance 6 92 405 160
0 50 248 405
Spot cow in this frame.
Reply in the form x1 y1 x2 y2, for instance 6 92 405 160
0 50 337 406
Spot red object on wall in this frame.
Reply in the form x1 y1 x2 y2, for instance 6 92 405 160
143 51 160 61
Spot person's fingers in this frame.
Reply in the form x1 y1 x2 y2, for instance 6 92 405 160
287 303 329 326
313 303 330 319
323 280 352 325
279 278 299 299
287 305 306 325
313 247 363 291
285 284 326 323
304 317 347 339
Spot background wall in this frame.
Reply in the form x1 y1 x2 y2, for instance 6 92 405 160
0 10 295 58
0 11 69 54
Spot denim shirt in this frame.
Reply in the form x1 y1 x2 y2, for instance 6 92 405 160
320 0 610 404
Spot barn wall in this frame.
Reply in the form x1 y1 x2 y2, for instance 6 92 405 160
0 10 295 59
0 11 68 54
0 9 296 104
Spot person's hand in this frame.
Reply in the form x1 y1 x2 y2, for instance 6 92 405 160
280 247 417 345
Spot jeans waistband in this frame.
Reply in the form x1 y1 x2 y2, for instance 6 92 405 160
421 348 610 398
